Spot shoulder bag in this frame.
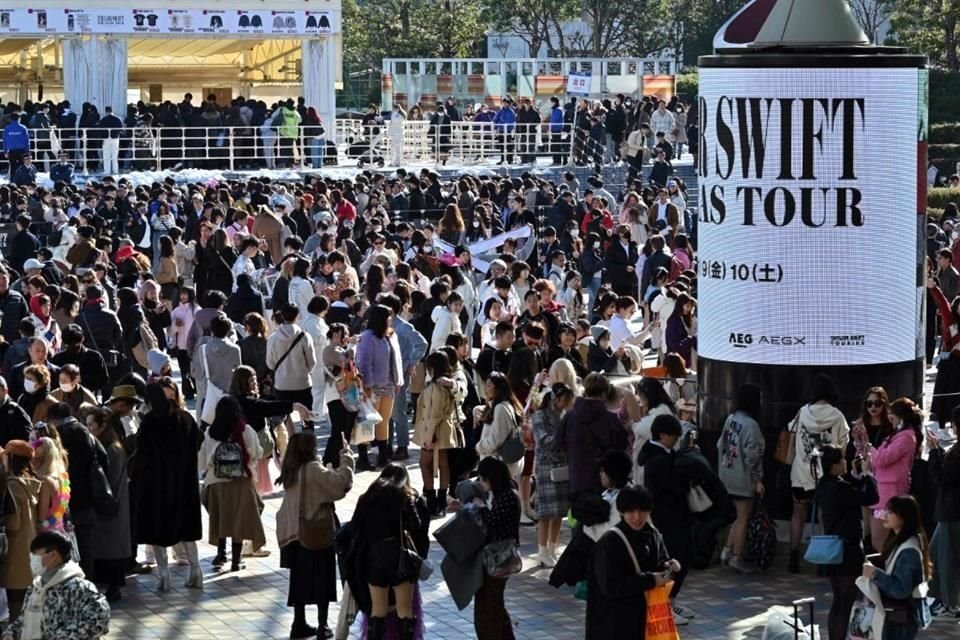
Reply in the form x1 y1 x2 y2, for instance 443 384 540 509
482 538 523 578
774 414 800 465
497 408 525 465
199 344 227 425
89 433 119 517
297 466 335 550
803 497 843 566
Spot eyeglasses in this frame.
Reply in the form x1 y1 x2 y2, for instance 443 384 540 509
865 400 884 409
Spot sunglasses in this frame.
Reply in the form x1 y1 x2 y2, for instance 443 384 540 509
865 400 884 409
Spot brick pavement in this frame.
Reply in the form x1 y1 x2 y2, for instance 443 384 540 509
107 424 960 640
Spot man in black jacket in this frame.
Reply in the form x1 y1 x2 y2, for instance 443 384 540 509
77 284 125 394
48 402 110 579
51 324 110 398
476 321 515 383
0 375 32 445
640 235 673 296
7 337 61 400
637 414 693 618
8 215 38 274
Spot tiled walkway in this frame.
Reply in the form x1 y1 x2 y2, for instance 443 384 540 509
107 426 960 640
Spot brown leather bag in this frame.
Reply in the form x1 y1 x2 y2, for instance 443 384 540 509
774 416 800 465
298 467 335 550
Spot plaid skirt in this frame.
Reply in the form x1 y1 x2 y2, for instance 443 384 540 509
534 462 570 519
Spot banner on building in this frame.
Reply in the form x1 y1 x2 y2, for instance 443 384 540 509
0 7 339 36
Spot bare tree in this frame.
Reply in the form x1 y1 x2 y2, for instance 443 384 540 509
848 0 889 43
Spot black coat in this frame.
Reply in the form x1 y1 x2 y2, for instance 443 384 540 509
51 346 109 395
815 473 879 574
59 417 109 513
605 240 640 296
0 397 31 446
931 447 960 522
8 230 39 274
0 289 28 344
548 344 588 378
78 302 123 353
637 441 690 535
206 247 236 296
476 345 512 383
585 521 669 640
131 408 203 545
225 284 264 324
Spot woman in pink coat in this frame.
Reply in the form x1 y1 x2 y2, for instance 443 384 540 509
869 397 922 552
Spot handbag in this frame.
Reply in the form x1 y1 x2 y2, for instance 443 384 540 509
498 411 525 465
257 427 275 461
199 345 227 425
687 483 713 513
89 434 118 517
481 538 522 578
803 498 844 565
433 508 487 563
396 508 423 581
549 466 569 483
298 467 335 551
774 415 800 465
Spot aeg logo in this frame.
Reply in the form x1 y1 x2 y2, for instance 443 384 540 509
729 333 806 348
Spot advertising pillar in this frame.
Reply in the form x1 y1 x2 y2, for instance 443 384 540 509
697 1 928 455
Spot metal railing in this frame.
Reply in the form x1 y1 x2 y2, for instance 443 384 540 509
9 120 678 174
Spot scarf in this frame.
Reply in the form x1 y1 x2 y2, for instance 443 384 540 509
21 561 86 640
29 297 49 325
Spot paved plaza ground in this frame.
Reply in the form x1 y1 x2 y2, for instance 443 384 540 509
106 423 960 640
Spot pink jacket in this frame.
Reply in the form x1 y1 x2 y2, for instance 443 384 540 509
169 303 199 352
871 428 916 508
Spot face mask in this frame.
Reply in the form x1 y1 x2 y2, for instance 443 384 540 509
243 197 251 204
569 229 579 238
23 379 37 394
59 382 77 394
423 245 433 253
473 220 480 228
30 554 45 577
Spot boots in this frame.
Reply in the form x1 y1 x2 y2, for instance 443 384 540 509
356 444 374 471
183 541 203 589
152 545 171 592
397 617 416 640
213 539 228 569
375 441 392 468
788 548 800 574
424 489 437 516
368 616 386 640
434 488 448 516
230 541 245 572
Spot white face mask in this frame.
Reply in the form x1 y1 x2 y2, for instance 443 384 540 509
23 379 38 394
59 382 77 393
569 229 579 238
30 554 45 577
473 220 480 228
423 245 433 254
243 197 251 204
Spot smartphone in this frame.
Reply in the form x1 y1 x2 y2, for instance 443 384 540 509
865 553 882 568
853 456 863 474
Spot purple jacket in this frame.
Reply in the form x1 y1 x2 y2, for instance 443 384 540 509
665 313 696 363
355 329 399 388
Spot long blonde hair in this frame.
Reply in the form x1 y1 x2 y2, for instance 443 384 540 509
32 437 68 477
549 358 580 396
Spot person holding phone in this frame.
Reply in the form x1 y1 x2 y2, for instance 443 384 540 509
815 445 879 640
585 485 681 639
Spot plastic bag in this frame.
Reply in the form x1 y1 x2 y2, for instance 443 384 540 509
353 400 381 444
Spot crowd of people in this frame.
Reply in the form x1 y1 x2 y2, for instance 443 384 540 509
0 93 693 179
0 136 948 640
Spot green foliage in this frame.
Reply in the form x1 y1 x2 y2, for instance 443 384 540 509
342 0 484 72
931 122 960 144
928 188 960 210
930 70 960 125
675 72 698 100
886 0 960 71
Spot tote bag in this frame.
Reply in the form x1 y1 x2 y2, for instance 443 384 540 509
200 345 227 424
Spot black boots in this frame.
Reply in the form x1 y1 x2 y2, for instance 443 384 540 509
230 541 245 572
425 489 447 517
788 548 800 573
398 617 415 640
368 616 386 640
375 440 392 468
356 444 374 471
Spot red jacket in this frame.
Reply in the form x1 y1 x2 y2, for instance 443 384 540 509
932 285 960 353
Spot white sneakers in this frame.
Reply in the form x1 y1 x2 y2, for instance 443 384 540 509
672 602 696 626
535 544 561 568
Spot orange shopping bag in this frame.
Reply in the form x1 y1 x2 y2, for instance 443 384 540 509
645 581 680 640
